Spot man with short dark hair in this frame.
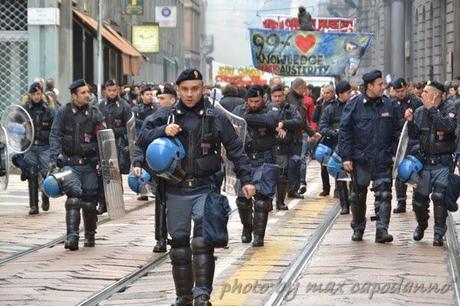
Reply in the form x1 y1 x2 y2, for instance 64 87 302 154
405 81 457 246
338 70 400 243
48 79 106 250
220 84 244 112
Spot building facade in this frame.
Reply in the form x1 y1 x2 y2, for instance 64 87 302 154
356 0 460 83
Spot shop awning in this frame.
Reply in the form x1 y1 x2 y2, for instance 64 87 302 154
73 9 143 76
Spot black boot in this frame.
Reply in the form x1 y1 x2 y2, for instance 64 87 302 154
41 192 50 212
394 178 407 213
393 200 406 213
337 181 350 215
64 198 81 251
287 191 304 199
28 173 39 215
412 192 430 242
194 295 212 306
191 237 214 305
276 176 289 210
350 185 367 241
154 193 168 250
375 193 393 243
236 198 253 243
375 228 393 243
433 233 444 247
433 196 447 247
170 246 193 306
81 201 97 247
252 199 270 247
153 238 167 252
352 229 364 241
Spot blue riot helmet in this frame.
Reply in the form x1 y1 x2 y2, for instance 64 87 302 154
43 169 73 198
146 137 186 184
327 152 348 179
397 155 423 185
128 169 151 193
314 143 333 164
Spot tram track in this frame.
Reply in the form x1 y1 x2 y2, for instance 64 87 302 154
446 213 460 306
263 204 341 306
0 200 154 266
76 207 239 306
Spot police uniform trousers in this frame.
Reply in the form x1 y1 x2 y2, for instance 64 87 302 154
61 164 99 248
165 181 219 302
351 163 392 232
412 164 450 237
236 151 276 246
24 144 50 212
287 141 302 194
300 132 312 185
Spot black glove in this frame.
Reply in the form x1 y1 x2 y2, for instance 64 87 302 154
47 162 59 177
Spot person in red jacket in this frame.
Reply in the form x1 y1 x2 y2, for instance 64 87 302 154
299 85 317 194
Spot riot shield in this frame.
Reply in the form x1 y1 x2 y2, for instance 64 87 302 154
392 121 409 178
97 129 125 219
1 105 34 153
0 126 9 190
126 113 136 168
215 102 247 195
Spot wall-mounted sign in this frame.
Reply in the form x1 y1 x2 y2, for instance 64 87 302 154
126 0 143 15
28 8 60 26
132 24 159 53
155 6 177 27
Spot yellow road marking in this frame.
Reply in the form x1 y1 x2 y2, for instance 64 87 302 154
212 198 331 305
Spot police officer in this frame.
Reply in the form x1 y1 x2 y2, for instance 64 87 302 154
17 82 56 214
136 69 255 305
405 81 457 246
338 70 399 243
98 79 133 174
132 85 158 136
391 78 422 213
48 79 105 250
271 85 308 210
319 81 352 215
156 84 177 108
232 85 277 246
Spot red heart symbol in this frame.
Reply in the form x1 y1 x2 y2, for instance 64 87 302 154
294 34 316 54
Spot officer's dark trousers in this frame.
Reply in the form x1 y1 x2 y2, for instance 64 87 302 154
275 154 289 205
321 165 331 193
62 164 99 244
412 165 449 237
165 190 215 300
154 188 167 242
350 163 392 232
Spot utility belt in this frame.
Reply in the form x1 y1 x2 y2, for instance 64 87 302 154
63 155 97 167
275 144 290 155
423 155 441 166
247 150 272 160
174 177 212 189
33 139 49 146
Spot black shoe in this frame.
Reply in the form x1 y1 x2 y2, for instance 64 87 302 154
288 191 304 199
298 184 307 195
137 195 149 201
84 234 95 247
340 205 350 215
375 229 393 243
351 229 364 241
65 235 79 251
241 227 252 243
42 195 50 211
413 226 425 241
29 206 39 215
194 295 212 306
276 202 288 210
153 239 167 252
393 201 406 213
433 234 444 247
252 234 264 247
171 295 193 306
319 190 330 197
